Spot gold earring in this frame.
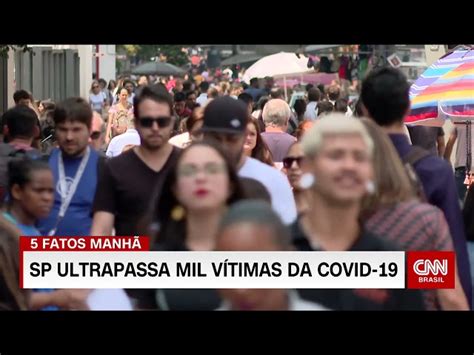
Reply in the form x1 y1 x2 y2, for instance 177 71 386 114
171 205 186 221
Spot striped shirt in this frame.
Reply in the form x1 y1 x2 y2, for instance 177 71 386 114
365 200 453 310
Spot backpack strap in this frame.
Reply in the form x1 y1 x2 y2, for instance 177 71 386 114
402 146 431 202
402 146 431 166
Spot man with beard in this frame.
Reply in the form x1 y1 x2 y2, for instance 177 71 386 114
91 85 180 236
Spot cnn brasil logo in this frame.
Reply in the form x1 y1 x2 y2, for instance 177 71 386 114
407 251 455 289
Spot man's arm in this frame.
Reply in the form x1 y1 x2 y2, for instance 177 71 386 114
444 128 457 162
437 265 470 310
29 290 92 310
437 134 446 157
91 159 116 235
431 165 472 303
91 211 115 236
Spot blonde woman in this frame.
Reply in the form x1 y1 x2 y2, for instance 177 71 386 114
361 118 469 311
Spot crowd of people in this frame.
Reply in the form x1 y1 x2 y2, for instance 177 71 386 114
0 64 473 311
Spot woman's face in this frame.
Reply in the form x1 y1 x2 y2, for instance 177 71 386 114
283 143 304 189
92 83 101 94
243 123 257 154
305 134 373 205
119 89 129 104
13 169 54 220
174 146 231 213
38 103 44 114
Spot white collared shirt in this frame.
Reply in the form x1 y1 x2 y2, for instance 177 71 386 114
196 93 208 106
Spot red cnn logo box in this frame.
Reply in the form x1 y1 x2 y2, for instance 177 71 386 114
407 251 455 289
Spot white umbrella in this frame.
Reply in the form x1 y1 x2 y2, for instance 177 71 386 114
242 52 314 100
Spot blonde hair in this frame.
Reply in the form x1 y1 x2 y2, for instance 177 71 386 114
220 81 231 95
262 99 291 127
359 118 415 211
301 114 374 158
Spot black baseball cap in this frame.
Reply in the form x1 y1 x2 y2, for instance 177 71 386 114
202 96 248 134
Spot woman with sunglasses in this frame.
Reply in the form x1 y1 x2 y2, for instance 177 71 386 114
105 87 134 145
147 140 245 310
282 142 308 215
89 80 107 115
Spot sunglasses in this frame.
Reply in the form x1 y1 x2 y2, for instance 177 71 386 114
139 116 172 128
283 156 304 169
92 86 99 89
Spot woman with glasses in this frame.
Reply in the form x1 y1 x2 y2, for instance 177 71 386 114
105 87 134 145
282 142 307 215
149 140 245 310
89 80 107 115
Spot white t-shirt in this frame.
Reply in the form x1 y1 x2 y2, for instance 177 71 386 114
90 92 106 112
239 157 297 225
106 129 141 158
169 132 190 149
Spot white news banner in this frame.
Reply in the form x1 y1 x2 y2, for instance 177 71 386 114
22 251 405 289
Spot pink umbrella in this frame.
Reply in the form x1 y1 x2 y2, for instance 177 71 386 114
242 52 314 99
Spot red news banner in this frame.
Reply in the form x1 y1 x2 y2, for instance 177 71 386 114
20 236 148 288
20 236 149 252
19 236 455 290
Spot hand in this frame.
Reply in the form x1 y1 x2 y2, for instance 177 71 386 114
29 289 93 310
60 289 93 310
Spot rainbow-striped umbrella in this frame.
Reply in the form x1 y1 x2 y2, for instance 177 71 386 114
406 47 474 126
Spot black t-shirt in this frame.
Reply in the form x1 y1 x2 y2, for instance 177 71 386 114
291 220 426 310
153 243 220 311
130 242 220 310
92 146 180 235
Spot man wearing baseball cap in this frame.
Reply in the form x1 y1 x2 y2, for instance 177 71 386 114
201 96 297 225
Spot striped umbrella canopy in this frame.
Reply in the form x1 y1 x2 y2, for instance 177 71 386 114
406 47 474 127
